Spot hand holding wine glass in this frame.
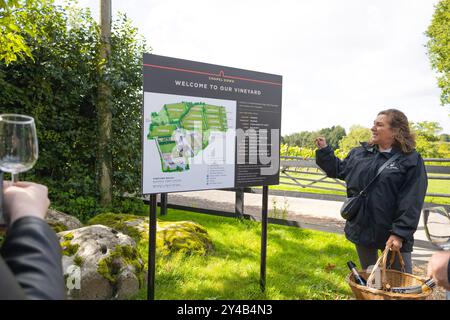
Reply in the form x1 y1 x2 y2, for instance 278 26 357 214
0 114 38 182
0 114 39 226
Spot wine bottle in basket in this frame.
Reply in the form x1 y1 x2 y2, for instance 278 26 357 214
389 278 436 294
347 261 367 286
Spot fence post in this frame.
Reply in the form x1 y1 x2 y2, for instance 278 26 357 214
235 188 244 219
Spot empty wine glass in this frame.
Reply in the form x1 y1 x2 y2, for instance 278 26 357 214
0 114 39 183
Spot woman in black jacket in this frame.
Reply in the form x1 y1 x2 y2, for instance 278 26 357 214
315 109 428 273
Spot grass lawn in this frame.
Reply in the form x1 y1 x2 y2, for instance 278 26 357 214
132 209 358 300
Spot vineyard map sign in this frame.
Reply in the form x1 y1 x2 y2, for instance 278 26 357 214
142 54 282 194
148 102 228 173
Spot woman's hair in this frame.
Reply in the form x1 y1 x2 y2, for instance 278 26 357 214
374 109 416 153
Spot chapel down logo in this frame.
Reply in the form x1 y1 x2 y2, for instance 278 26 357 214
386 161 399 170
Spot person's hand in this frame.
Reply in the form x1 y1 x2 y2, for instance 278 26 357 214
3 181 50 225
386 234 403 251
315 137 328 149
427 251 450 290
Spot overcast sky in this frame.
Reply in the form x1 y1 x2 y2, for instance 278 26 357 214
71 0 450 135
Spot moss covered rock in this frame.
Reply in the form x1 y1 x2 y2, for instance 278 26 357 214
87 213 213 255
47 208 83 232
58 225 145 300
157 220 214 255
88 213 143 241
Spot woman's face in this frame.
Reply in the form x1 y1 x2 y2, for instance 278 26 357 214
371 114 394 147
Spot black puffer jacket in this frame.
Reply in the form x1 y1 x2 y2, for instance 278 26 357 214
0 217 66 300
315 143 428 252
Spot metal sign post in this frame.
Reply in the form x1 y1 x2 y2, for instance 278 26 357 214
147 193 157 300
260 185 269 292
160 193 168 216
0 171 5 228
235 188 244 219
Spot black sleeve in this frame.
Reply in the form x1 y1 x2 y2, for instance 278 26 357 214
391 155 428 241
0 257 27 299
0 217 66 300
315 146 355 180
447 259 450 286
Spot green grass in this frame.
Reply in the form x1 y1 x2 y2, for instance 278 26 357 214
150 124 177 137
132 209 358 300
165 103 187 121
159 142 176 154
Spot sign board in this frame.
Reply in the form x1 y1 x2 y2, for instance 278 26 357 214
142 54 282 194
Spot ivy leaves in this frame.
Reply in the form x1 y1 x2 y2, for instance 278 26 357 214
0 2 149 218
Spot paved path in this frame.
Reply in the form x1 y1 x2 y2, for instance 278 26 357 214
166 189 446 265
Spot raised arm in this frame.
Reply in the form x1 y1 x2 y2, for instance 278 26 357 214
314 137 354 180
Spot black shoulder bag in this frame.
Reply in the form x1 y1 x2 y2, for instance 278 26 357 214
340 153 401 221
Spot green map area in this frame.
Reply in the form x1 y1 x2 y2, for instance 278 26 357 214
148 102 228 172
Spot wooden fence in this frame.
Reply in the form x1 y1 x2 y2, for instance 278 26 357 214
279 156 450 203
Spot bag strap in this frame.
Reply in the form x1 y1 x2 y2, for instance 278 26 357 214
359 152 401 196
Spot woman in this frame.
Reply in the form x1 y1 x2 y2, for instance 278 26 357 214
315 109 427 273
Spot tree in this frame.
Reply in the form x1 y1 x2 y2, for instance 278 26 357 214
338 125 371 153
318 125 346 150
98 0 112 206
283 130 318 148
0 0 52 64
440 133 450 142
411 121 442 142
283 125 346 149
426 0 450 106
411 121 443 157
0 3 149 220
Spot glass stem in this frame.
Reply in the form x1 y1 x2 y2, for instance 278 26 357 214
11 173 18 184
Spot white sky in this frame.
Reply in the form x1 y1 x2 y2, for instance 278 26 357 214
70 0 450 135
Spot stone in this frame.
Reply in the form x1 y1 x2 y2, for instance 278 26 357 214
157 220 214 255
87 213 214 255
116 268 140 299
58 225 145 300
47 208 83 232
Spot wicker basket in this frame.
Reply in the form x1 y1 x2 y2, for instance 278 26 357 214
346 246 433 300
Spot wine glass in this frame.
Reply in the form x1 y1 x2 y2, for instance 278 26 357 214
0 114 39 183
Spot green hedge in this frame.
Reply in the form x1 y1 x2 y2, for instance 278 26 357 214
0 3 149 220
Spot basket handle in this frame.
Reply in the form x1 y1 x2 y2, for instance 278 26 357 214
367 249 387 288
388 246 406 273
366 245 404 289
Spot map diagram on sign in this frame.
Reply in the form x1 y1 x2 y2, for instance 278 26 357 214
147 102 229 172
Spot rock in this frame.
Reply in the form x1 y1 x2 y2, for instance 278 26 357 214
116 268 140 299
87 213 145 241
87 213 214 255
47 208 83 232
157 220 214 255
58 225 145 300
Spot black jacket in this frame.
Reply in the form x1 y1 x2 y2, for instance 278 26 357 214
448 260 450 287
0 217 66 300
315 143 428 252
